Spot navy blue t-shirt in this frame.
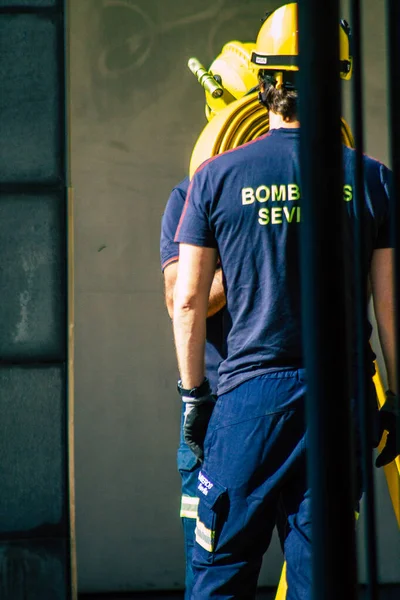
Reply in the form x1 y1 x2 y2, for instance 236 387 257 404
175 128 392 395
160 176 226 394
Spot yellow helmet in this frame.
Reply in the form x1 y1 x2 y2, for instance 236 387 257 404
250 2 352 81
206 42 259 118
188 42 259 122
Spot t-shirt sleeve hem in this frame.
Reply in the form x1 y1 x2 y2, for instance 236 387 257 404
175 234 217 249
161 255 179 272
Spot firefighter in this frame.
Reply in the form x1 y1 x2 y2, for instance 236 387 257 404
172 3 398 598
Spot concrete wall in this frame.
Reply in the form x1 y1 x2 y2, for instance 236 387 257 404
70 0 399 592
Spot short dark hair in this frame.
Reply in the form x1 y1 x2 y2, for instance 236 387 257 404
264 86 298 120
259 73 298 121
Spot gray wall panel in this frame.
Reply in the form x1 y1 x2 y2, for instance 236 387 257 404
0 14 61 183
0 366 65 534
0 194 65 360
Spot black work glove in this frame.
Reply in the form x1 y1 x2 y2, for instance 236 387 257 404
374 390 400 468
178 378 216 463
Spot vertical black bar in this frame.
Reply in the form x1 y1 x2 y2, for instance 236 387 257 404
350 2 379 599
298 2 358 599
387 0 400 402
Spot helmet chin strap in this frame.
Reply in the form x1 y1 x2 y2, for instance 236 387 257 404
275 73 284 89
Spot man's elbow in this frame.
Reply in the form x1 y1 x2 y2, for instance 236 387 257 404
173 293 197 315
165 292 174 319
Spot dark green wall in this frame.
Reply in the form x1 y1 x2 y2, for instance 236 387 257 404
0 1 72 598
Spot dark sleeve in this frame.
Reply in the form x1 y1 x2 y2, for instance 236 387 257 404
375 164 392 249
160 178 189 271
174 165 217 249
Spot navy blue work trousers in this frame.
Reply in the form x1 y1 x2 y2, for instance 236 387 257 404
191 370 311 600
178 404 202 599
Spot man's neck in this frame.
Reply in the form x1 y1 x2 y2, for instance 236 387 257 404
269 111 300 130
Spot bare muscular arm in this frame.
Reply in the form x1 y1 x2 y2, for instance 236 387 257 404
163 262 226 320
173 244 218 388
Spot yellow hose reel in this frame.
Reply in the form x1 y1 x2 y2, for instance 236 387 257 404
187 37 355 179
189 89 355 178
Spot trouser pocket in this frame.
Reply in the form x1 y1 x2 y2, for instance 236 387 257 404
195 469 228 564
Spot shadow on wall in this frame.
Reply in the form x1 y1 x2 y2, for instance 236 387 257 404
72 0 283 121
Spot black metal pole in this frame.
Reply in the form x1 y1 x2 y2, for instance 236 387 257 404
298 2 358 599
349 2 379 599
